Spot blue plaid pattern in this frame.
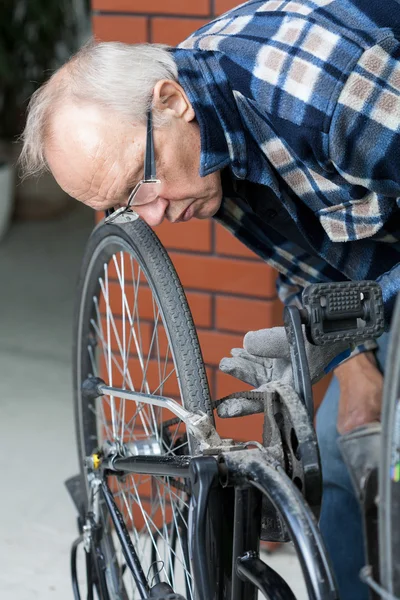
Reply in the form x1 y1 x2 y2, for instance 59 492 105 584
172 0 400 327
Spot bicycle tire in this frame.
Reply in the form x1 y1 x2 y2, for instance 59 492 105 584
379 293 400 595
73 217 214 598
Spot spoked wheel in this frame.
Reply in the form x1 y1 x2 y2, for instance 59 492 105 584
379 294 400 596
73 217 213 599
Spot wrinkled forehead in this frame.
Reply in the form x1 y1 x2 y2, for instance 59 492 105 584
45 103 144 204
48 102 128 159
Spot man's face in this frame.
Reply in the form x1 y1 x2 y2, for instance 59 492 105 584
45 102 222 226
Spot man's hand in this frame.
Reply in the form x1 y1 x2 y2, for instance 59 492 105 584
335 352 383 435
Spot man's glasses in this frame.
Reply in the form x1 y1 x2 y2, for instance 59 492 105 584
105 110 161 223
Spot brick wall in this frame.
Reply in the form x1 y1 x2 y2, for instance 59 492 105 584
92 0 329 441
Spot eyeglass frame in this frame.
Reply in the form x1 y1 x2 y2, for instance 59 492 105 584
105 109 160 223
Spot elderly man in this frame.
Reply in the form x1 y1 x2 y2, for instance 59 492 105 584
21 0 399 597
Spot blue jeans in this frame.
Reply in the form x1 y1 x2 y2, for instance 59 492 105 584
316 333 390 600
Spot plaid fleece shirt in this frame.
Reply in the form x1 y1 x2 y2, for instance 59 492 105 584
172 0 400 329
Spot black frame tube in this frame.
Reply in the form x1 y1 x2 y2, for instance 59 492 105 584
71 535 82 600
189 457 220 600
251 468 338 600
100 481 150 599
231 487 261 600
82 450 338 600
108 454 191 478
237 554 297 600
284 305 314 419
88 517 111 600
224 450 338 600
85 548 94 600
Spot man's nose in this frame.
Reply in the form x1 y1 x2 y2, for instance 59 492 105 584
134 197 169 227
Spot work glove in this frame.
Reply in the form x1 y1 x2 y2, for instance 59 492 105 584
219 326 352 389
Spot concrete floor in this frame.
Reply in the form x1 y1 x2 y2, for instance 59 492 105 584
0 203 307 599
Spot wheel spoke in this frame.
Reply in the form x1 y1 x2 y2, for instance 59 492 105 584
90 305 153 437
117 252 127 443
150 367 176 396
103 264 117 440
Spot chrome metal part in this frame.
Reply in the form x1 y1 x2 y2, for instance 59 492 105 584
202 442 245 455
104 208 140 225
125 437 162 457
82 521 92 553
360 566 400 600
97 384 223 449
98 384 190 421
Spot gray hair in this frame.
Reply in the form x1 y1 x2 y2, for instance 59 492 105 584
19 39 178 177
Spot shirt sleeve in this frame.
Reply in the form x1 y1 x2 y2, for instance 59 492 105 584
329 34 400 324
329 34 400 199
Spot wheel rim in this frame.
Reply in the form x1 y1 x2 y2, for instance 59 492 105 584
77 238 196 598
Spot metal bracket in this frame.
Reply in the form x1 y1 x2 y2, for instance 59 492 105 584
360 566 400 600
104 207 140 224
82 377 226 451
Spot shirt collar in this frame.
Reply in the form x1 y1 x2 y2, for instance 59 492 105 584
171 48 247 180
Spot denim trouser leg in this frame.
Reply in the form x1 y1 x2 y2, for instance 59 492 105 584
316 333 390 600
316 376 368 600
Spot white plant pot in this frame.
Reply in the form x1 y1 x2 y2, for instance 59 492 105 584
0 161 14 242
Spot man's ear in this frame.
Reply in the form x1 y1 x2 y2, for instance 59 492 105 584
152 80 196 122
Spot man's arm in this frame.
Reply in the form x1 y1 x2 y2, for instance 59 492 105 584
335 352 383 434
311 35 400 431
329 34 400 199
329 34 400 325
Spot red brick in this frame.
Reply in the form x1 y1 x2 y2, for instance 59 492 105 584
169 252 276 298
206 366 216 398
187 292 213 328
92 15 148 43
107 253 147 283
216 369 251 398
151 18 208 45
214 371 264 442
93 0 211 16
106 282 212 328
155 219 212 252
198 329 243 366
111 488 173 532
216 296 278 333
99 359 214 422
313 374 333 413
215 412 264 442
271 298 285 327
100 354 182 397
215 222 260 259
205 365 215 397
97 318 153 356
215 0 241 15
